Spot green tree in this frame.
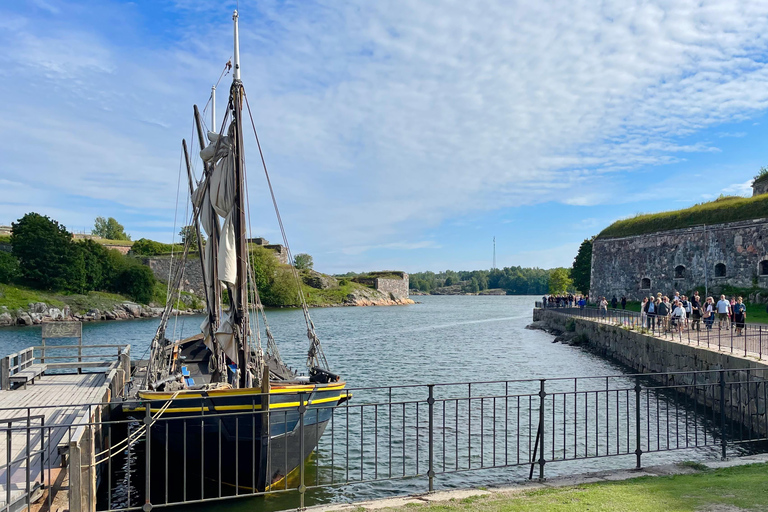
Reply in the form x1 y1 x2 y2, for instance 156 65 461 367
444 276 454 286
179 225 201 248
11 213 75 290
293 253 313 270
116 264 155 303
92 216 130 241
548 267 573 294
249 246 299 306
0 252 19 284
571 238 593 294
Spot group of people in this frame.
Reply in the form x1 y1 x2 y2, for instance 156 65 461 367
640 292 747 335
543 294 587 308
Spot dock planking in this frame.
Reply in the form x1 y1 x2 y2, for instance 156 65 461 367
0 370 124 511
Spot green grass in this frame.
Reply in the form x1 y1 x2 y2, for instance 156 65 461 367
598 194 768 239
302 281 371 306
375 463 768 511
0 283 129 313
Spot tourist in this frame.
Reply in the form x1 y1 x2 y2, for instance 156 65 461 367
578 296 586 309
733 297 746 336
690 294 701 331
683 295 692 326
640 297 648 327
671 299 686 334
716 295 731 330
657 297 670 332
599 297 608 318
644 296 656 329
611 296 618 309
729 296 737 329
621 296 627 309
703 297 715 330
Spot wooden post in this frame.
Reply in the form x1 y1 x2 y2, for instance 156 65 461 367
0 357 9 391
69 435 82 512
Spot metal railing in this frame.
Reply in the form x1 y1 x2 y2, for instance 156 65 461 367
539 304 768 360
0 368 756 511
0 415 45 512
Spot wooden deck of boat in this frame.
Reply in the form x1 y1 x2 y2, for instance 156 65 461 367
0 372 112 511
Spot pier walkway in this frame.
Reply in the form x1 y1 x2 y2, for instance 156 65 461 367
0 326 130 512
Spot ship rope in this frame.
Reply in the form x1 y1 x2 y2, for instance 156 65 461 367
88 391 181 467
243 91 329 370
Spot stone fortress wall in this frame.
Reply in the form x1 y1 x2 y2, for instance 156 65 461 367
591 180 768 301
374 273 410 300
590 218 768 300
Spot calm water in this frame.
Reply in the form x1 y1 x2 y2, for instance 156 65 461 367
0 296 747 510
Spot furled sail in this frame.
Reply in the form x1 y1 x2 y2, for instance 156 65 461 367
196 125 240 362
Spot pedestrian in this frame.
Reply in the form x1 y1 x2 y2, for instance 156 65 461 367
640 297 648 327
671 299 686 334
611 296 618 309
733 297 746 336
600 297 608 318
683 295 692 327
691 294 701 331
703 297 715 330
657 297 670 332
716 295 730 330
621 296 627 309
644 296 656 329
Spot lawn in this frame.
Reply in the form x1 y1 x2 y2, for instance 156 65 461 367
375 463 768 511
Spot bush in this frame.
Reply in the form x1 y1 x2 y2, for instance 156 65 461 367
293 253 313 270
131 238 176 256
0 252 19 284
116 265 156 304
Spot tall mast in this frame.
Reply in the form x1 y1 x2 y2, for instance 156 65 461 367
211 85 216 133
232 9 250 388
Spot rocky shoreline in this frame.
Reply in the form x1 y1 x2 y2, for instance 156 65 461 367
0 290 415 328
0 302 200 327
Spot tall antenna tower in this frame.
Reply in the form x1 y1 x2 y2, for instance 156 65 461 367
493 236 496 270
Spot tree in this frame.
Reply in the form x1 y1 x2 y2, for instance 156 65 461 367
0 252 19 284
293 253 313 270
92 217 130 241
571 238 593 294
179 225 201 248
11 213 75 290
548 267 573 294
116 264 155 303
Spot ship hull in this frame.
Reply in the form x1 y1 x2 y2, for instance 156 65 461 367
126 382 346 496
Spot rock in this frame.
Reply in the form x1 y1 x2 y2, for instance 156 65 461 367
121 303 142 318
17 312 33 326
30 302 48 314
105 310 116 320
28 313 42 324
87 308 100 319
303 271 338 290
0 313 13 326
47 307 63 320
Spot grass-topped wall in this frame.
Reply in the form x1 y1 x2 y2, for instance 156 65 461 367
598 194 768 239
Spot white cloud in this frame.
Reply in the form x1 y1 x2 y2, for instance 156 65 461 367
1 0 768 268
721 180 753 197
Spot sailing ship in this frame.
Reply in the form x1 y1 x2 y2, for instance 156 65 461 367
126 10 347 493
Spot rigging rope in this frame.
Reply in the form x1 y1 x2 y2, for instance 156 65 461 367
242 91 329 370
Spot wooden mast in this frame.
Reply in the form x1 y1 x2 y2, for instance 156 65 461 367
232 9 250 389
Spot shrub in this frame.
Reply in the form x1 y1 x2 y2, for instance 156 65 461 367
293 253 313 270
0 252 19 284
565 319 576 332
131 238 176 256
116 265 156 304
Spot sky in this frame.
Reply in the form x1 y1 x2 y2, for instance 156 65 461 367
1 0 768 275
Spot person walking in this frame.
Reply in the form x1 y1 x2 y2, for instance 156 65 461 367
621 296 627 310
683 295 692 327
733 297 746 336
671 299 686 334
716 295 730 330
611 296 618 309
657 297 670 333
704 297 715 330
599 297 608 319
640 297 648 327
644 296 656 330
691 294 701 331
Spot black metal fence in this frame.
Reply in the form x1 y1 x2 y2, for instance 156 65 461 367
3 368 766 511
538 303 768 361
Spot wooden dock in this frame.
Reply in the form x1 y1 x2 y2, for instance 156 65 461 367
0 323 130 512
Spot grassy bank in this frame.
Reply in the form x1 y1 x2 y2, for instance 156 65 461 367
374 463 768 511
599 194 768 239
0 283 130 313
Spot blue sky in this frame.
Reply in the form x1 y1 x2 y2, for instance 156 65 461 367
1 1 768 274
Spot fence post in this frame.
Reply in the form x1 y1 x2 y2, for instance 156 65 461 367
719 371 727 460
427 385 435 492
144 401 152 511
635 378 642 469
538 379 545 480
0 356 8 391
298 392 306 510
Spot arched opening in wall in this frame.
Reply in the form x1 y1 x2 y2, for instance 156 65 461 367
760 260 768 276
714 263 726 278
640 278 651 290
674 265 685 279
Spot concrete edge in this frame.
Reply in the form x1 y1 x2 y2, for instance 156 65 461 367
303 453 768 511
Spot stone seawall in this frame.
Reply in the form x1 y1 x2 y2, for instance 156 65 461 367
532 308 768 437
145 256 205 297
